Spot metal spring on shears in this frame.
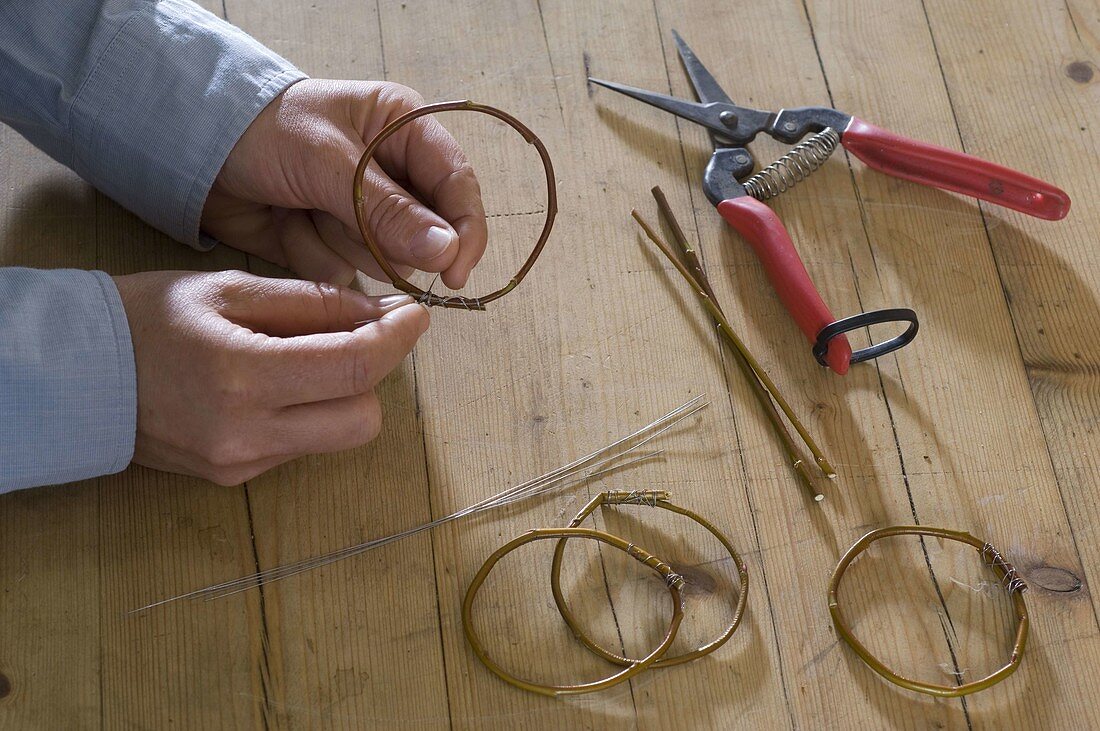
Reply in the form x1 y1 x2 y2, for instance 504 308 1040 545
743 127 841 201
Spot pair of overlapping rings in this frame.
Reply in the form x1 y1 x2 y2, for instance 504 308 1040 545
461 490 750 696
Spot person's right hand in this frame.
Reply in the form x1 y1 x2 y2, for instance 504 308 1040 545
112 269 429 485
202 79 489 289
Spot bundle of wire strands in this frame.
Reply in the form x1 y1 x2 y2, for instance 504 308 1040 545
461 489 749 696
133 396 708 612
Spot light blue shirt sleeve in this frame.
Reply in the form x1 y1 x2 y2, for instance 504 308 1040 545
0 1 307 491
0 269 136 490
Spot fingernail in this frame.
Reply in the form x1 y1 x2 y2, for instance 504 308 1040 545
380 300 430 332
410 225 456 261
377 294 414 311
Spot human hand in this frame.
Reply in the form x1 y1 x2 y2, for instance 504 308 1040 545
113 269 429 485
202 78 488 289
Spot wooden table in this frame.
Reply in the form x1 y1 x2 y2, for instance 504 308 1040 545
2 1 1098 728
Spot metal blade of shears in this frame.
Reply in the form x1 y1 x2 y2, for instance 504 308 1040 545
586 77 736 140
670 30 772 148
671 29 733 106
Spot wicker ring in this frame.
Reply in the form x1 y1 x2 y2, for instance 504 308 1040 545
550 491 748 668
828 525 1029 697
352 100 557 310
462 527 684 697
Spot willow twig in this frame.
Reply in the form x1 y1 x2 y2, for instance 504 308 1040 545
829 526 1029 697
650 188 822 499
632 206 835 486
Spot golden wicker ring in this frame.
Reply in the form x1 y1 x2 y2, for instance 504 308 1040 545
352 100 556 310
550 491 748 668
462 527 684 697
828 525 1029 697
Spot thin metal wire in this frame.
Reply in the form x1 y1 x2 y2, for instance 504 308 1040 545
981 543 1028 594
131 396 708 612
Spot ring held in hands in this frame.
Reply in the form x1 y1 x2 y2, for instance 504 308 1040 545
353 100 557 310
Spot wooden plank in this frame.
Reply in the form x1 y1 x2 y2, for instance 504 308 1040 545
0 131 101 729
0 18 265 724
921 0 1100 634
3 0 1098 727
93 201 266 729
218 1 452 727
94 2 267 728
375 0 791 728
801 0 1100 726
539 2 806 729
646 1 972 727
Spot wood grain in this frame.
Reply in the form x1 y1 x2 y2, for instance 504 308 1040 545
1 0 1097 728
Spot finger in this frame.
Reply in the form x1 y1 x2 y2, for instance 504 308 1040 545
204 455 290 487
357 162 463 272
305 86 486 282
276 208 358 286
201 201 291 270
427 157 488 290
376 110 488 289
220 272 416 336
146 447 289 487
257 301 429 404
311 210 415 283
310 143 464 277
272 391 384 456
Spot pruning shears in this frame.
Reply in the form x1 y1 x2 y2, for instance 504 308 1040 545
590 31 1070 374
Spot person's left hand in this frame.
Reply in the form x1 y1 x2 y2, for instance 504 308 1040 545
201 78 488 288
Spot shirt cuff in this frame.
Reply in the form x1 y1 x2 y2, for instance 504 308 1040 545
0 268 136 492
68 0 307 249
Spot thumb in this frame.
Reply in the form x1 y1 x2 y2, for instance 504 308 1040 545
362 164 464 269
221 273 416 337
315 138 463 275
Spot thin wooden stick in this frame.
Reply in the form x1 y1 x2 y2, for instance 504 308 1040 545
650 187 822 500
632 207 836 484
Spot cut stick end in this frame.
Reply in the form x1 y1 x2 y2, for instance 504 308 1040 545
814 493 825 503
816 456 838 478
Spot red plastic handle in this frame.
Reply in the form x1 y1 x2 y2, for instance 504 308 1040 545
717 197 852 375
842 117 1070 220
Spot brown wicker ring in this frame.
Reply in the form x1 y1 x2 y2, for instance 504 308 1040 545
462 527 684 697
828 525 1029 697
550 491 749 668
352 100 557 310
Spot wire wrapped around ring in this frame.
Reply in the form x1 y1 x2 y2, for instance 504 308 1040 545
549 490 749 668
828 525 1029 698
353 100 557 310
462 527 685 697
